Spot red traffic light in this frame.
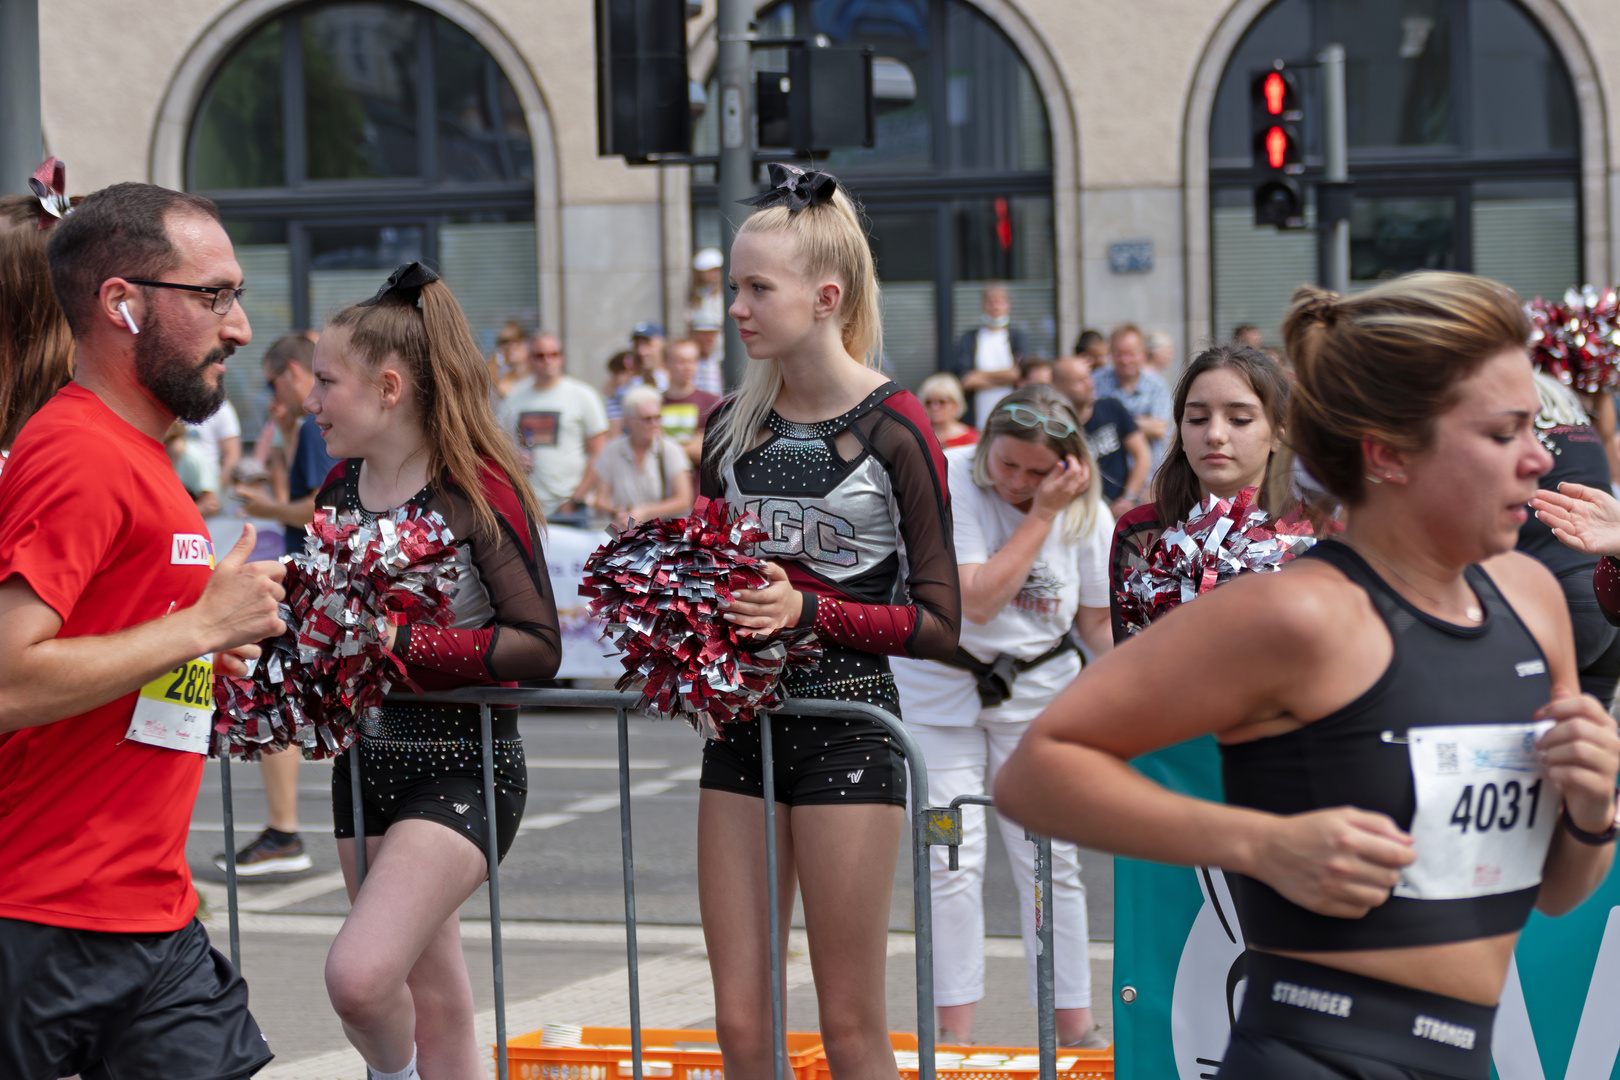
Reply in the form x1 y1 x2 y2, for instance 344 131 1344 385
1265 126 1288 169
1262 72 1287 116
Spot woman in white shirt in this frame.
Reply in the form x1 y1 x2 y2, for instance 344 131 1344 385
892 384 1114 1049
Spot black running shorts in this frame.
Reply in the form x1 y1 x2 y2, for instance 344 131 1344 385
0 916 273 1080
1217 952 1494 1080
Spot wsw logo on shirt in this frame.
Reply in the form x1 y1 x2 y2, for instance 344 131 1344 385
170 534 215 567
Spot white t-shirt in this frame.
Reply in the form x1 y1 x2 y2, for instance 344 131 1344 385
891 446 1114 725
971 327 1015 428
187 400 241 472
500 374 610 513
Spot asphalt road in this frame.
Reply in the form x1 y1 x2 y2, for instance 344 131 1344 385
186 706 1116 1077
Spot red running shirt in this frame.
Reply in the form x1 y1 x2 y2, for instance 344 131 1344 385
0 385 215 932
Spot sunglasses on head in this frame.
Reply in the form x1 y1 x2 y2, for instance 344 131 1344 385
1000 403 1077 439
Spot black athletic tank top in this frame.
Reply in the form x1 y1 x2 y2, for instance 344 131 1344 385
1221 540 1552 951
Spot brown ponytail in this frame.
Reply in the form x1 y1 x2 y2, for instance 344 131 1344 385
327 279 543 539
0 195 75 450
1283 271 1530 505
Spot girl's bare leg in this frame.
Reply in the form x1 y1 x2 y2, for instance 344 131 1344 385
698 788 799 1078
793 802 904 1080
329 821 488 1078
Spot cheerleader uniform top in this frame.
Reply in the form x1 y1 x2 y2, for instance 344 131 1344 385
314 459 562 693
1221 540 1556 951
698 383 961 696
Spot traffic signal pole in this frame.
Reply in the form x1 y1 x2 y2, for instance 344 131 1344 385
716 0 754 390
0 0 43 196
1319 43 1349 294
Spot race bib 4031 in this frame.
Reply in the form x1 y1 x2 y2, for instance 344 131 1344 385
126 656 214 755
1395 720 1559 901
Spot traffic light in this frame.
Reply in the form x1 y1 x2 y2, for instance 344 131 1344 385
596 0 693 161
756 46 875 154
1251 67 1305 229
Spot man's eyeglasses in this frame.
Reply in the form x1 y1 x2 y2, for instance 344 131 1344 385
533 350 563 360
119 279 244 315
1000 403 1078 439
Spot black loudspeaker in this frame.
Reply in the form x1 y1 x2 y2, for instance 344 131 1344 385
596 0 692 160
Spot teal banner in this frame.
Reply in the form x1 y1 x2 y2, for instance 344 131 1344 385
1112 739 1620 1080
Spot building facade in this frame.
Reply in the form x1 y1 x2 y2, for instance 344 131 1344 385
33 0 1620 420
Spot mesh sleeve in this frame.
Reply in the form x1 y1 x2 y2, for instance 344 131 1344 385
408 483 562 685
834 395 959 661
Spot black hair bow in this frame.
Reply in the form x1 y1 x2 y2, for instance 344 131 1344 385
737 163 838 213
359 261 441 307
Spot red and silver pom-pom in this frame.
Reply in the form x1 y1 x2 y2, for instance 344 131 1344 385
1527 286 1620 395
213 506 459 759
581 496 821 740
1115 487 1317 636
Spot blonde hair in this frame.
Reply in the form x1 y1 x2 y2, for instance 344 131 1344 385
620 382 664 416
917 372 967 419
1283 271 1529 505
971 384 1102 542
326 279 544 538
707 184 883 474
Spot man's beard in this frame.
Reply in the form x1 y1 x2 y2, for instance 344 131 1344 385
134 315 232 424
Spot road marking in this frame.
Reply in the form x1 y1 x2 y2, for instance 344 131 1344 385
519 812 582 831
665 765 703 781
243 925 1115 1079
562 793 621 814
526 758 671 770
194 870 351 915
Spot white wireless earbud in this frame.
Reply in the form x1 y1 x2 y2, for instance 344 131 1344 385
117 300 140 335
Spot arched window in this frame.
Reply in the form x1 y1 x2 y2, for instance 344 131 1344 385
692 0 1053 391
189 1 538 429
1208 0 1580 344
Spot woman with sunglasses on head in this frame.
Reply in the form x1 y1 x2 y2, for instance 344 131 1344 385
1108 343 1301 642
890 384 1112 1049
999 273 1619 1080
698 165 960 1080
303 263 561 1080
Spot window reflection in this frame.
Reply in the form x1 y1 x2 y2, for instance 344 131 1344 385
435 18 533 182
1324 0 1454 149
1209 0 1578 163
1471 0 1578 154
1350 194 1458 281
191 20 285 189
303 3 421 180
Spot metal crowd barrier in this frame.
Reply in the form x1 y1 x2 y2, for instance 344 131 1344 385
215 688 1068 1080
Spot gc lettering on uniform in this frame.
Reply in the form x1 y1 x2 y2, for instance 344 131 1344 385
1411 1015 1477 1049
1269 980 1354 1018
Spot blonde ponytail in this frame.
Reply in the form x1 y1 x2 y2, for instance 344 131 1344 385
708 183 883 476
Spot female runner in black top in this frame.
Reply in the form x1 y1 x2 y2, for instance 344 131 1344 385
698 165 960 1080
999 272 1619 1080
304 264 560 1080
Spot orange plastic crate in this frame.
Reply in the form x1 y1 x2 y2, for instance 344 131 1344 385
801 1032 1112 1080
503 1026 826 1080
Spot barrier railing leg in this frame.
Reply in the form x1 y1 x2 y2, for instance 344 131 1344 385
759 714 787 1080
914 806 937 1080
350 740 368 886
219 748 240 970
482 704 509 1080
1029 832 1056 1080
617 706 644 1080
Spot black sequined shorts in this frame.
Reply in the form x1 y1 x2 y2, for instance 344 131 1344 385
700 644 907 806
332 703 527 864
